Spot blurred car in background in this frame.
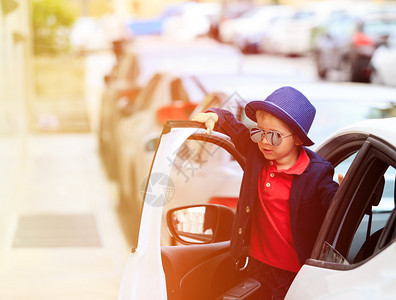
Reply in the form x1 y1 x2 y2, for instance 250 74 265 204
209 1 255 40
98 37 242 180
313 8 396 82
231 5 294 54
259 9 314 56
161 2 220 39
218 5 294 53
70 16 130 53
115 72 208 210
259 2 339 56
370 33 396 86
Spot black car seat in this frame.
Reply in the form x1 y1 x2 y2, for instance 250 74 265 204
353 176 385 263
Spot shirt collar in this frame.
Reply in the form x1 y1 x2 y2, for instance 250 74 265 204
270 148 310 175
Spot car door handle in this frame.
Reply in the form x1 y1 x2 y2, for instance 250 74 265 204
235 256 249 272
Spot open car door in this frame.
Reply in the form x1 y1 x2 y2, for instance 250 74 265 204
119 121 260 300
286 119 396 299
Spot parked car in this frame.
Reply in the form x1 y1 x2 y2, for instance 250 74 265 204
231 5 294 54
313 8 396 82
370 33 396 86
218 4 293 50
259 4 330 56
70 16 130 53
118 113 396 299
98 37 242 179
208 2 255 41
114 72 208 212
161 2 220 39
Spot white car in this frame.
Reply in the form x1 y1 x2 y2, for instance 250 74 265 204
218 5 293 44
161 2 220 39
370 34 396 87
118 115 396 299
115 72 208 212
229 5 294 53
259 2 349 56
70 16 130 53
259 8 324 56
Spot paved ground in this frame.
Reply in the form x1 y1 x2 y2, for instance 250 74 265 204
0 51 133 299
0 132 130 299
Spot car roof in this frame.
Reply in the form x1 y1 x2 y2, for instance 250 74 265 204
319 117 396 147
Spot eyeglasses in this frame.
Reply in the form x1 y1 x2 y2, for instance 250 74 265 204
250 127 294 146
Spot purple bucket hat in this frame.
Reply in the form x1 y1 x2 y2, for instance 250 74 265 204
245 86 316 146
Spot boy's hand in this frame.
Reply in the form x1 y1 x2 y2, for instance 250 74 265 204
191 112 218 135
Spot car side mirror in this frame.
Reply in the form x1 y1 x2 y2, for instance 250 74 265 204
166 204 234 245
145 137 160 152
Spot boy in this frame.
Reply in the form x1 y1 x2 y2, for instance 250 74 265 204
192 86 339 299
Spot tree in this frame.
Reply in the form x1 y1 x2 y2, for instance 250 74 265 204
32 0 78 55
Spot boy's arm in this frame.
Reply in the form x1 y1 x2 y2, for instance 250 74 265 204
192 108 252 156
317 164 339 210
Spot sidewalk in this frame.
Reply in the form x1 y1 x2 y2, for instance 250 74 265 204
0 132 130 299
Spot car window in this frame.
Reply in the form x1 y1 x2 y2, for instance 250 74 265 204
317 140 396 266
161 136 244 246
347 165 395 262
333 153 357 182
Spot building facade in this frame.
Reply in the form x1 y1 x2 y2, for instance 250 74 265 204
0 0 31 207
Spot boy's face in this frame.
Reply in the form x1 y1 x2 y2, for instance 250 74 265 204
256 112 302 169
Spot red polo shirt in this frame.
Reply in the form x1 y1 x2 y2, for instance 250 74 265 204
249 148 310 273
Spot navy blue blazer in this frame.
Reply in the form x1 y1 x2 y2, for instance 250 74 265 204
208 108 339 266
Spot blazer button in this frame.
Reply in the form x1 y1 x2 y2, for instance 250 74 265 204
245 206 250 213
238 227 243 235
